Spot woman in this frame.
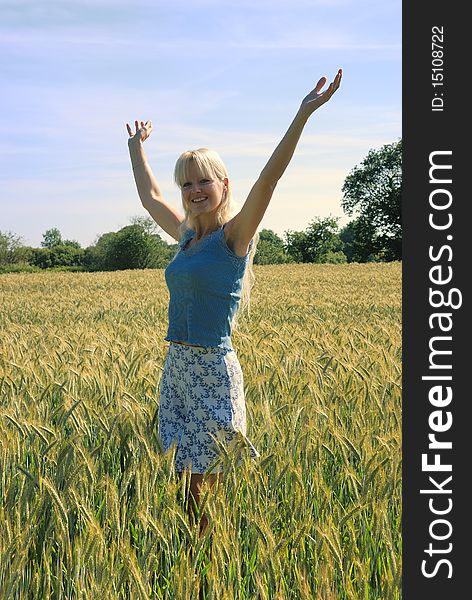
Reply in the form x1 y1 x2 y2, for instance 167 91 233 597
126 69 342 534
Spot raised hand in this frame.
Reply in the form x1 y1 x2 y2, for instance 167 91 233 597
300 69 342 116
126 120 153 145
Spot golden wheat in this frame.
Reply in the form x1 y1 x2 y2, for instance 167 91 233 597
0 262 401 599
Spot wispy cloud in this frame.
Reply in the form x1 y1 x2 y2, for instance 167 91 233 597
1 29 399 56
2 0 399 55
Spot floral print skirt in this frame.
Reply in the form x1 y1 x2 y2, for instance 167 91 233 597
158 342 261 474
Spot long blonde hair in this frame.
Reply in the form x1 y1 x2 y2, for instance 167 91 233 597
173 148 259 328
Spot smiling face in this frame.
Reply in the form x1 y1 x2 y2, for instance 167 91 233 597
180 160 228 216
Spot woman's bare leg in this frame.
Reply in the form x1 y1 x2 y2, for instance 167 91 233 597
175 471 222 599
189 472 222 535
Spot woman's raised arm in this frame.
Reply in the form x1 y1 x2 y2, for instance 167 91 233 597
127 120 184 241
226 69 342 250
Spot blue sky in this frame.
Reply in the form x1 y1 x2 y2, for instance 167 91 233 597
0 0 401 248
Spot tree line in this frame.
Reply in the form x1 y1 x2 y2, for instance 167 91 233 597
1 140 401 273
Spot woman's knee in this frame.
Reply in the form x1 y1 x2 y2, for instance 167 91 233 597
190 472 222 497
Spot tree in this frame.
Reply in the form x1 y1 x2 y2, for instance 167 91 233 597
341 139 402 261
83 219 174 272
254 229 291 264
128 215 175 267
62 239 82 249
41 227 63 248
284 217 345 263
339 218 382 263
0 230 33 267
105 225 150 270
146 234 176 268
129 215 163 237
83 232 117 271
30 245 84 269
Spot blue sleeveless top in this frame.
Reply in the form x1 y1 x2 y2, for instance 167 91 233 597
164 224 253 350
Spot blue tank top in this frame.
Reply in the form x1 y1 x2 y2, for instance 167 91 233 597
164 224 253 350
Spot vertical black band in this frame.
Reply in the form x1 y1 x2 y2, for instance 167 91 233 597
403 2 468 597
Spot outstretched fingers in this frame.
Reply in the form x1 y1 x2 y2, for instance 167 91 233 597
301 68 343 113
333 68 342 90
126 120 153 141
125 121 140 137
314 76 328 94
321 69 342 101
307 69 341 100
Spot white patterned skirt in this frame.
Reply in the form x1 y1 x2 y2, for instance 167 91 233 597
158 342 261 474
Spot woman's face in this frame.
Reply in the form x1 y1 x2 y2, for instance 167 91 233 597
181 162 228 216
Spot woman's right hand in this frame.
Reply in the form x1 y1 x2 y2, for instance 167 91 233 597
126 120 153 145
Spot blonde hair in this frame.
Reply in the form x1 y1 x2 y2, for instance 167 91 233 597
174 148 259 328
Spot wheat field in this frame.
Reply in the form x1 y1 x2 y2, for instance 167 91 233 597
0 263 401 599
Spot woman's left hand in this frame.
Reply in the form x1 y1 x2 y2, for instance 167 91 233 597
300 68 342 116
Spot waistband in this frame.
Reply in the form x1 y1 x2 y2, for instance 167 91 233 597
167 341 234 355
